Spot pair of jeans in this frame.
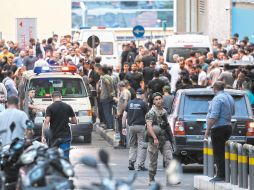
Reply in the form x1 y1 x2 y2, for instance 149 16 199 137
211 125 232 178
58 137 71 160
100 98 113 128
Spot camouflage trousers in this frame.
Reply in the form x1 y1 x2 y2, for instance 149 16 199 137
128 125 148 167
148 140 173 178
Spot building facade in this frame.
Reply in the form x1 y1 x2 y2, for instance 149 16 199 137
176 0 232 41
0 0 71 41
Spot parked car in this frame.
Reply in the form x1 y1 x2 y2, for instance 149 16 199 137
168 88 254 165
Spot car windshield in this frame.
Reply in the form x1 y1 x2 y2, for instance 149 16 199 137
183 94 249 118
29 78 87 98
166 47 209 62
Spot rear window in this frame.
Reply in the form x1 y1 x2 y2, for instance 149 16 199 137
166 47 209 62
183 95 249 118
100 42 113 55
28 78 87 98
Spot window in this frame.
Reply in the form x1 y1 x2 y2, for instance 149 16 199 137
183 95 249 118
100 42 113 55
29 78 87 98
72 0 174 29
166 47 210 62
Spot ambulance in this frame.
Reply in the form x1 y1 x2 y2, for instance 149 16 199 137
78 27 120 67
164 33 212 68
22 65 93 143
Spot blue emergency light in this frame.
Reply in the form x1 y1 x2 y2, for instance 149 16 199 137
33 65 77 75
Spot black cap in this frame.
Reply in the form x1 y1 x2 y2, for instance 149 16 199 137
136 88 144 95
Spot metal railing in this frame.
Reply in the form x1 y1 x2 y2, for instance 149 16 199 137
203 140 254 189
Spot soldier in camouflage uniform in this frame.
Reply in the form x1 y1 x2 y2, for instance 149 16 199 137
145 92 175 184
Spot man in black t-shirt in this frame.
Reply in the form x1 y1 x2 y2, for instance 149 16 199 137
148 70 165 105
125 63 144 90
148 70 165 94
119 62 129 81
143 61 156 85
42 91 77 159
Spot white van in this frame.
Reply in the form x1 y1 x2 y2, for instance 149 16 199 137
22 65 93 143
164 34 212 68
79 28 119 67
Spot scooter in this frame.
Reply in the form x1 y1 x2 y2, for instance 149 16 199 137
16 139 74 190
79 149 161 190
0 120 34 190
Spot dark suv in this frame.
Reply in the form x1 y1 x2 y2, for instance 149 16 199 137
168 88 254 165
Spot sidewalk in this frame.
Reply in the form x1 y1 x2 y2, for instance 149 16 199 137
194 176 245 190
95 123 119 147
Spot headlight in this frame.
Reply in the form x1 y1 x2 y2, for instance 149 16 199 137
60 159 74 177
78 110 92 117
20 149 37 164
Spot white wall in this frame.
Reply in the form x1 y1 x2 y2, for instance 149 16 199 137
207 0 231 41
0 0 71 41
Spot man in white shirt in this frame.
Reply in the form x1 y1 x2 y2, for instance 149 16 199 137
195 65 207 86
73 48 85 65
170 57 185 93
0 96 31 146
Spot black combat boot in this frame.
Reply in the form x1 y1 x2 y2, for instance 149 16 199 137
128 161 135 170
148 174 155 185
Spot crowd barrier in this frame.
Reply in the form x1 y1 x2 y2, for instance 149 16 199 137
203 139 254 189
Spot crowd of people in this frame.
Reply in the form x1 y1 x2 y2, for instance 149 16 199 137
0 32 254 184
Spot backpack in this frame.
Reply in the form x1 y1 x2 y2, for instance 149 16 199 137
35 43 43 58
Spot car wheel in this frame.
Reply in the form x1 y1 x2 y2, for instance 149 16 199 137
84 134 92 143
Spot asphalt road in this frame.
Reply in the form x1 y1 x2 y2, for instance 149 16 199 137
70 132 202 190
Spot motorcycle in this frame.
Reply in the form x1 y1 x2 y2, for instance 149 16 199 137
0 120 35 190
16 138 75 190
79 149 161 190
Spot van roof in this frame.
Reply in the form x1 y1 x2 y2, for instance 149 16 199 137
23 71 82 80
177 88 246 96
166 34 210 47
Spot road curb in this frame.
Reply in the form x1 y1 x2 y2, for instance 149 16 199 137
194 175 245 190
96 125 117 146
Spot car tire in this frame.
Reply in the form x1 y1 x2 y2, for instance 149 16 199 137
84 134 92 143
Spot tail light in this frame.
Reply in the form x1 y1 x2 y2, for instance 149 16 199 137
87 110 93 117
247 122 254 136
174 120 186 135
78 110 92 117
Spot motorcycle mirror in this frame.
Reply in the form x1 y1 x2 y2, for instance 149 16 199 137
128 172 137 185
99 149 109 166
166 159 182 185
80 156 98 168
149 183 161 190
26 120 35 130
